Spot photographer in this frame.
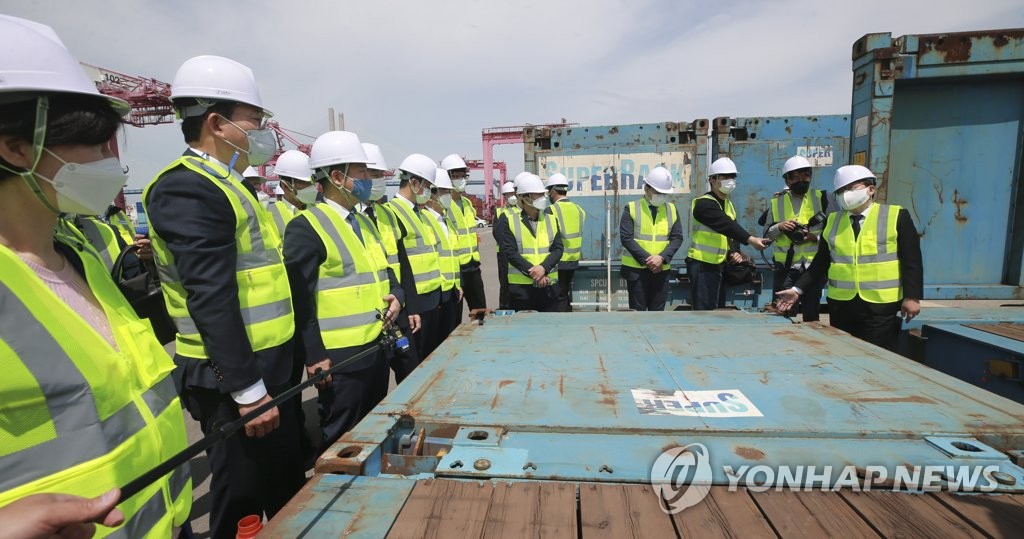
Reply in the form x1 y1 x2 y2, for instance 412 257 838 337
759 156 830 321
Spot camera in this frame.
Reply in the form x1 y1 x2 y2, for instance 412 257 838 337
785 211 826 243
377 309 411 353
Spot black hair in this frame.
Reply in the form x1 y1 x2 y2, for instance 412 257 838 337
0 93 123 179
178 99 237 143
551 187 568 196
316 164 350 187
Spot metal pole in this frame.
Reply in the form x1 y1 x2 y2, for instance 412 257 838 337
605 201 612 312
328 107 336 130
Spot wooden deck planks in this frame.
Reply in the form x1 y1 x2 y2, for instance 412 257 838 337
840 490 983 538
480 481 578 539
387 479 494 538
579 483 679 538
751 489 879 538
671 486 777 538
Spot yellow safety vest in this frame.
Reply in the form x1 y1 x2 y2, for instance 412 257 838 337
107 210 136 246
0 236 192 537
446 197 480 265
144 156 294 359
387 198 443 295
507 212 560 285
770 189 825 264
688 194 735 264
495 206 520 253
823 203 903 304
424 209 462 292
299 204 391 348
371 202 402 279
623 199 677 269
551 199 586 263
63 216 122 272
268 201 295 239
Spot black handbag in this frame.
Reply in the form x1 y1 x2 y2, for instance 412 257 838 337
723 258 758 286
111 245 177 344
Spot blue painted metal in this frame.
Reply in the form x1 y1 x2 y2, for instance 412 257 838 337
919 323 1024 404
850 30 1024 299
311 312 1024 490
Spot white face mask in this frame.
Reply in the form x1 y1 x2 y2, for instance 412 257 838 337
452 178 468 192
649 193 667 206
838 187 871 211
507 195 518 206
295 184 318 205
717 179 737 195
36 150 127 216
436 193 452 209
369 178 387 201
413 182 431 204
529 194 549 211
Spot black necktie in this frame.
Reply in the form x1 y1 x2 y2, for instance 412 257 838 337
851 214 863 238
346 212 364 243
366 206 376 223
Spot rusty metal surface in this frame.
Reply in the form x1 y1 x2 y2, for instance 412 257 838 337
269 477 1024 537
318 311 1024 490
965 323 1024 343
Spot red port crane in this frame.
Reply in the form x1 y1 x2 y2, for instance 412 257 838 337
481 120 576 216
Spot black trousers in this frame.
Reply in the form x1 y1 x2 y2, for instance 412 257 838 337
180 384 306 539
414 303 442 361
555 268 575 312
508 283 559 312
497 251 510 310
460 266 486 310
317 341 391 452
828 296 901 351
389 308 422 384
773 262 822 322
439 289 462 340
687 258 726 311
623 266 670 311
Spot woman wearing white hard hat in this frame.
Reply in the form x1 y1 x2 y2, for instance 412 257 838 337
687 157 770 310
143 54 306 536
494 181 521 309
620 166 683 311
494 173 563 312
777 165 922 349
0 14 191 537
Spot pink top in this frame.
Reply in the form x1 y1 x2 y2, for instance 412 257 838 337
20 254 117 349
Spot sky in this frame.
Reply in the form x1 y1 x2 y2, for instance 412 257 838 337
3 0 1022 199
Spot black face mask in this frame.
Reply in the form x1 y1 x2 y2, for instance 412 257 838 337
789 181 811 196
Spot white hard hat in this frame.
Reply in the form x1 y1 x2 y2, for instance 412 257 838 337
432 168 454 189
516 173 546 195
273 185 285 195
274 149 312 182
171 55 268 117
0 15 130 115
512 171 532 190
309 131 370 169
833 165 876 193
501 182 516 195
709 157 738 177
440 154 468 171
398 154 437 183
545 173 569 188
242 166 263 179
362 143 388 172
643 167 673 194
783 155 812 176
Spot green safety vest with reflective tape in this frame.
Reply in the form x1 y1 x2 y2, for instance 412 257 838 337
424 209 462 292
624 199 677 269
371 202 402 280
107 210 136 246
551 199 586 262
299 204 391 348
446 197 480 265
770 189 825 265
0 235 192 537
387 198 442 295
267 201 295 239
508 212 559 285
688 194 735 265
144 155 294 359
68 216 122 272
823 203 902 304
495 206 520 253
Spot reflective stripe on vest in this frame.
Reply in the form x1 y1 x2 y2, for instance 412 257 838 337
552 199 586 262
387 199 443 295
824 203 902 303
371 203 402 278
302 204 389 348
144 156 294 359
508 213 559 285
268 201 294 238
108 211 136 245
687 194 735 264
770 190 824 264
446 197 480 265
74 216 121 272
0 239 191 534
495 207 520 253
623 199 677 269
424 211 461 291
